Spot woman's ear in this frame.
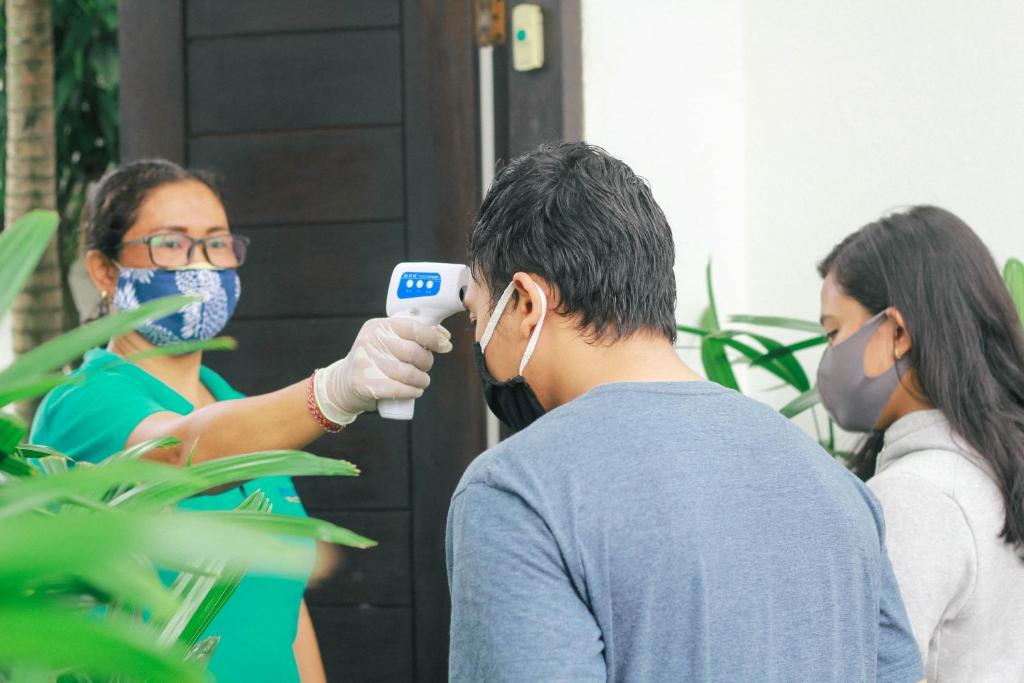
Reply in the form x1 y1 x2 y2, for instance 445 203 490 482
85 250 119 301
886 306 912 357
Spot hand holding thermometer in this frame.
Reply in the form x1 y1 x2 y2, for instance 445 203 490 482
378 262 471 420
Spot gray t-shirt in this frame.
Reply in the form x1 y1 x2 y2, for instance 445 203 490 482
446 381 924 682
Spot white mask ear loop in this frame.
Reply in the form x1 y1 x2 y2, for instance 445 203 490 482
479 281 517 353
518 283 547 374
478 281 549 376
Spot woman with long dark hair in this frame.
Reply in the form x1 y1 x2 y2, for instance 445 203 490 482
816 205 1024 682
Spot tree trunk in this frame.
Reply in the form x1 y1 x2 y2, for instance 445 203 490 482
6 0 61 422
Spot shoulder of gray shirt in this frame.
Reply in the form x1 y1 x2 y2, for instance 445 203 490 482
453 382 886 540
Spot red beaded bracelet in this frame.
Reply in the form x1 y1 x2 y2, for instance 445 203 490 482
307 370 343 433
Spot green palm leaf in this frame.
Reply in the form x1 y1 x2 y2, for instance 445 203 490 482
0 511 315 592
700 337 739 390
167 491 270 649
186 636 220 665
0 460 206 519
0 210 60 320
0 295 198 386
15 444 63 459
160 564 226 649
197 510 377 549
680 326 813 392
704 260 721 332
0 413 29 456
728 314 824 333
0 451 38 478
780 388 821 418
86 556 182 621
101 437 183 466
36 454 72 476
0 604 202 683
708 330 811 392
112 451 360 511
0 338 236 411
750 336 827 367
1004 257 1024 326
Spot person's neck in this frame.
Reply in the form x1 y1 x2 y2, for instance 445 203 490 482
537 330 704 409
108 332 206 402
880 369 935 429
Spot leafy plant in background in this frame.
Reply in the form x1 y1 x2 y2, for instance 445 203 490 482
677 262 838 455
680 259 1024 462
52 0 119 270
0 211 374 681
1 0 119 300
1005 257 1024 326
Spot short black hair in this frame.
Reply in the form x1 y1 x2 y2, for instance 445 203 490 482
468 142 677 342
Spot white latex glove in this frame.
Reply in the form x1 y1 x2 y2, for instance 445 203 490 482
313 317 453 426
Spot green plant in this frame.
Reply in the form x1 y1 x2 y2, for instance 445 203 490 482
681 257 1024 460
678 261 840 456
1005 257 1024 326
0 0 120 268
0 211 374 681
52 0 119 269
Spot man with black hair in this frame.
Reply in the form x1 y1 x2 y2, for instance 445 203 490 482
446 142 923 682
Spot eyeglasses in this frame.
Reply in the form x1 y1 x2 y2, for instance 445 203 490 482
120 232 250 269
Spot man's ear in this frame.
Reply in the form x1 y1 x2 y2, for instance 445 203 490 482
85 250 119 301
511 272 551 341
886 306 912 357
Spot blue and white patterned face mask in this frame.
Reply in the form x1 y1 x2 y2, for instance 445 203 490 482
113 267 241 346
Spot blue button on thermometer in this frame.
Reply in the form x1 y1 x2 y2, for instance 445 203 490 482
397 271 442 299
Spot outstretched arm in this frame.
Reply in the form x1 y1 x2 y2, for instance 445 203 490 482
128 317 452 465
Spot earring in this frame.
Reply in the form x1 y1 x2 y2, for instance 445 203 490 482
894 347 902 361
98 291 110 317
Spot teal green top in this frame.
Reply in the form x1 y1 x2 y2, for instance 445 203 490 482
30 348 312 683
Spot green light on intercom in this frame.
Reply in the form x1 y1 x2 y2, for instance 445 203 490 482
512 4 543 72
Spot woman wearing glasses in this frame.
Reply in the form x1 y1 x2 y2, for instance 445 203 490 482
30 159 452 682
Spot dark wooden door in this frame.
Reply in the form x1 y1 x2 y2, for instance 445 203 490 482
119 2 486 680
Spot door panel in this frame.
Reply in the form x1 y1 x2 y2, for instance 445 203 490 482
309 605 414 681
188 30 402 133
186 0 401 37
305 511 412 606
189 128 404 225
232 222 405 320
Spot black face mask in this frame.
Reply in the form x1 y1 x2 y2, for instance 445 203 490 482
474 281 548 432
474 342 546 432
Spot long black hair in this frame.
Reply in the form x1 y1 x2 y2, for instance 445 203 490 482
819 205 1024 553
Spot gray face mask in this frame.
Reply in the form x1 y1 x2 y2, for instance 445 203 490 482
816 312 909 433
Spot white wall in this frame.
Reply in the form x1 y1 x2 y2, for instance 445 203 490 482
582 0 747 343
583 0 1024 413
743 0 1024 322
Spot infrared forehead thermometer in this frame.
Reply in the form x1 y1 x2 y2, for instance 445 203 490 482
378 262 471 420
